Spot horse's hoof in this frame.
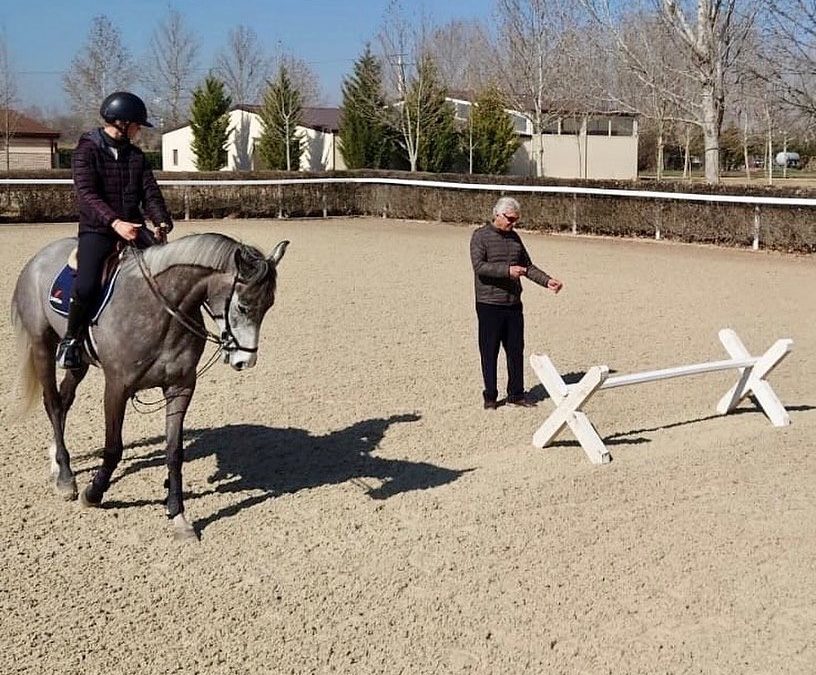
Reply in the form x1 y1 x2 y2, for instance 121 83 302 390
171 514 198 542
79 486 102 508
55 478 78 501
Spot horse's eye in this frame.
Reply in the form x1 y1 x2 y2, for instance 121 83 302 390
236 303 249 315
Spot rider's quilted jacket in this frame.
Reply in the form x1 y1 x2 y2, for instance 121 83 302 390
71 129 173 237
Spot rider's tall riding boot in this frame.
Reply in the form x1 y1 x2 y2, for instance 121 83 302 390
56 299 87 370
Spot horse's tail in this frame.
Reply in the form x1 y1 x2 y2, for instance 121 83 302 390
9 291 41 416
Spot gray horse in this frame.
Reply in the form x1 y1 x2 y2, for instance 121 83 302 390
10 232 289 540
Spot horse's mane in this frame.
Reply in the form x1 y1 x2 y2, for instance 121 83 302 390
139 233 243 277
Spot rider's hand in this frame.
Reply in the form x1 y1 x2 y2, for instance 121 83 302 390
112 219 142 241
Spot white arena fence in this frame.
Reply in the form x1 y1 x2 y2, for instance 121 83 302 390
3 176 816 251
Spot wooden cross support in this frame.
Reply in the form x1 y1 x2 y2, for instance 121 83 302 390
530 329 793 465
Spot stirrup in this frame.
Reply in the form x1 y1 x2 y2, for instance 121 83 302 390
56 338 82 370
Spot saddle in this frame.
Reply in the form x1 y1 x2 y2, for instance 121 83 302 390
49 247 123 322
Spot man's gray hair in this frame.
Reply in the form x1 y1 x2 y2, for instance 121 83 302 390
493 196 520 217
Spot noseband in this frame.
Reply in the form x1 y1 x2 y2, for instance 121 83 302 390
133 248 257 354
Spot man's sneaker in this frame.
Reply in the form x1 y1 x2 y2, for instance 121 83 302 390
56 338 82 370
483 399 498 410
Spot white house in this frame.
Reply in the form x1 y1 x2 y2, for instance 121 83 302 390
447 94 639 180
162 105 345 172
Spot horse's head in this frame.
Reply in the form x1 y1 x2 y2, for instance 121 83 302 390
208 240 289 370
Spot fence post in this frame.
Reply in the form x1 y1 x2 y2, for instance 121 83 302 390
322 186 327 218
753 205 760 251
277 185 283 219
183 189 190 221
572 193 578 235
655 202 662 240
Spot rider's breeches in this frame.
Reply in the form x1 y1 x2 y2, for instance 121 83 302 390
72 232 117 305
66 232 118 338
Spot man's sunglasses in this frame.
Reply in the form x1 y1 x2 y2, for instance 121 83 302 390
503 213 519 223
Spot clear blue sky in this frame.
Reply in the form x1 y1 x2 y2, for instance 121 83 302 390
2 0 496 114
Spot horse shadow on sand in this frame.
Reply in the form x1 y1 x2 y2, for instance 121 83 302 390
104 413 470 534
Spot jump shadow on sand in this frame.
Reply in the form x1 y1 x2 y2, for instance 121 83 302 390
103 413 470 534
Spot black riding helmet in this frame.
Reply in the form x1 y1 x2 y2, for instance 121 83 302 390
99 91 153 127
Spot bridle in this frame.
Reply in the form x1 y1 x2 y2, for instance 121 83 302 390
132 246 258 354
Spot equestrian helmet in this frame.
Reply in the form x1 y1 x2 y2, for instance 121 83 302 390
99 91 153 127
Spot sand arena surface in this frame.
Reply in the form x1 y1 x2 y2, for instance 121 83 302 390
1 218 815 673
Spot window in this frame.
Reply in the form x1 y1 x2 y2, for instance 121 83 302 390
587 116 611 136
454 102 471 120
510 113 528 134
610 117 634 136
561 117 581 134
172 149 178 166
542 119 559 134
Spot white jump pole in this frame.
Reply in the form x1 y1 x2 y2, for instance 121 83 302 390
530 329 793 465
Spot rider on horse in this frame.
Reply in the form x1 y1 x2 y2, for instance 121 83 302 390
56 91 174 370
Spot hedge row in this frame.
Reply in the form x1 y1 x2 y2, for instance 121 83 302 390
1 169 815 252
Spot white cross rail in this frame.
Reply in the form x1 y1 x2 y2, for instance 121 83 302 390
530 329 793 465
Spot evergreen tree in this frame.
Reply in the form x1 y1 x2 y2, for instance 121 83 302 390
339 46 392 169
189 75 231 171
470 86 521 175
403 56 460 173
256 66 303 171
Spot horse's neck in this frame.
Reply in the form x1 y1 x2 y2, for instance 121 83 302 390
148 264 218 312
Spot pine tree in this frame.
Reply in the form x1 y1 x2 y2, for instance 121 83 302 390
256 66 303 171
339 46 392 169
404 56 460 173
470 86 521 175
189 76 231 171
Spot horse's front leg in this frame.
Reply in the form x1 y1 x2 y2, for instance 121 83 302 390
80 380 127 507
164 382 197 541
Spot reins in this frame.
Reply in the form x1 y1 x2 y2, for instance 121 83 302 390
131 244 223 346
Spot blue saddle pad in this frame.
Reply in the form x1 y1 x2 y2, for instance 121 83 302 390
48 265 122 323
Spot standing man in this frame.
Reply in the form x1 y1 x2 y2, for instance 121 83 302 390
56 91 174 370
470 196 563 409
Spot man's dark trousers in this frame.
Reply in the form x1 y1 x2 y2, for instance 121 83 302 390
476 302 524 403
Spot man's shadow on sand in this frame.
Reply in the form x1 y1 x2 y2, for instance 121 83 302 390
106 413 470 534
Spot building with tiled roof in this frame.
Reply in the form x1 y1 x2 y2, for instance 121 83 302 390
0 108 60 170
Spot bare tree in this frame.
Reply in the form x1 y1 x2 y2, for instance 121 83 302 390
659 0 757 183
763 1 816 116
1 30 19 171
213 25 271 105
422 19 495 93
63 15 136 125
376 0 433 171
272 52 322 107
142 8 200 128
494 0 587 177
593 12 690 179
584 0 756 183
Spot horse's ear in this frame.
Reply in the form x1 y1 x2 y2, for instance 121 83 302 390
269 240 290 266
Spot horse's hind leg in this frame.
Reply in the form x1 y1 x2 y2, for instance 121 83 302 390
31 335 78 500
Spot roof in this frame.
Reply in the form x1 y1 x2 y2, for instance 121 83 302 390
441 92 637 118
162 105 341 135
0 108 60 138
235 105 340 132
